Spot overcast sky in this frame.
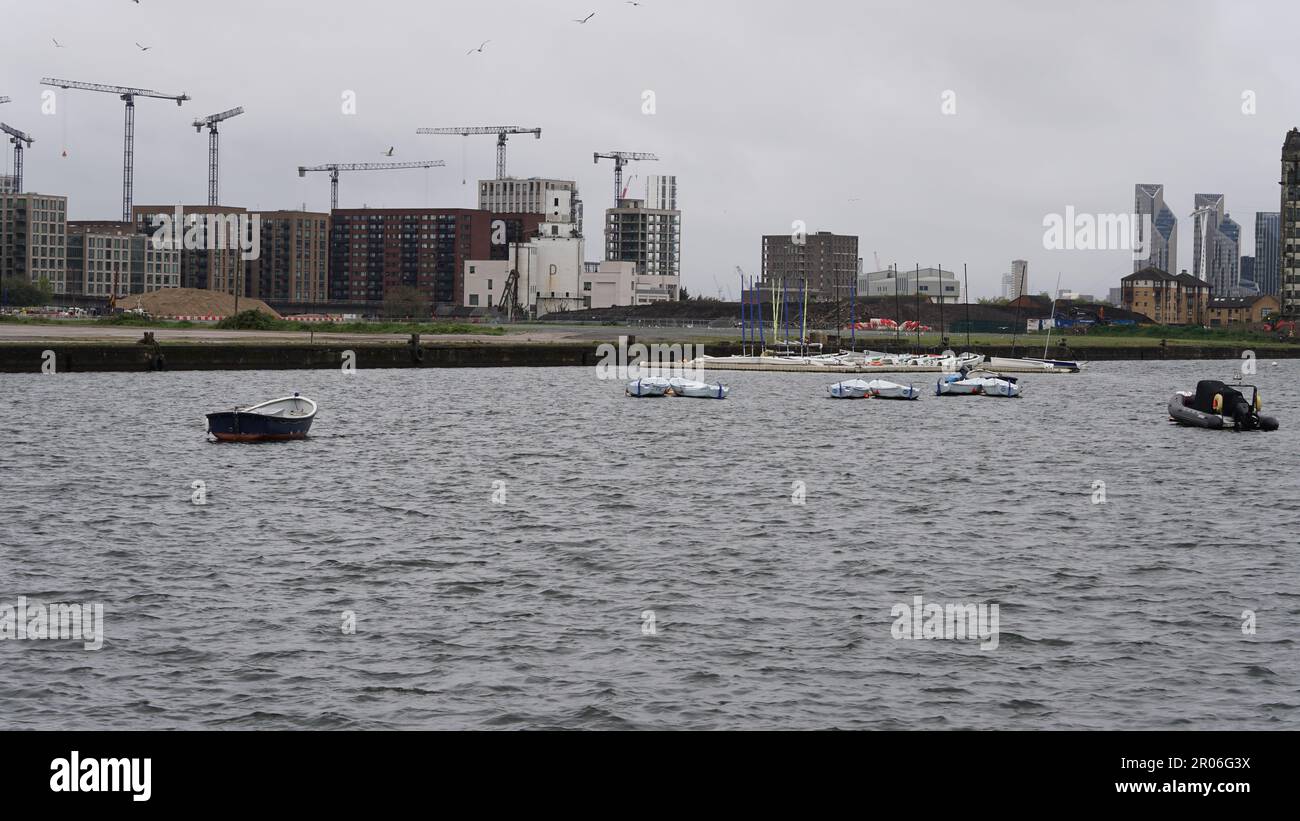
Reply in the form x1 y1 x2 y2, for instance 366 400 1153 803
4 0 1298 298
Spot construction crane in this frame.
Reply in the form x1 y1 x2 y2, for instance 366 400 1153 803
193 106 244 206
415 126 541 179
1 123 33 192
40 78 189 222
593 151 658 204
297 161 446 210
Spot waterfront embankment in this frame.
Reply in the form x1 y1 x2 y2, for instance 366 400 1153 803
1 338 1296 372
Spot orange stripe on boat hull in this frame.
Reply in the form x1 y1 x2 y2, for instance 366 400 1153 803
210 432 309 443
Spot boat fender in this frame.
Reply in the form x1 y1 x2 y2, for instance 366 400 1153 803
1212 394 1223 413
1255 394 1262 412
410 345 425 364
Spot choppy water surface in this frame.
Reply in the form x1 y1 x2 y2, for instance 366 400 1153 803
2 360 1299 730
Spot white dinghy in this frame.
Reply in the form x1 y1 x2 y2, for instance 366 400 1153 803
936 372 984 396
668 377 730 399
828 379 872 399
977 375 1022 397
867 379 921 400
626 376 671 397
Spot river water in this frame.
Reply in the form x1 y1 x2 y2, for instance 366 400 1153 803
2 360 1298 729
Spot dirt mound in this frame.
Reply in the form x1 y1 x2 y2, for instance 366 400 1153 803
125 288 281 319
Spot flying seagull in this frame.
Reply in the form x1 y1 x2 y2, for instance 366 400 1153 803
52 37 65 48
574 12 596 23
135 42 151 51
467 40 489 55
627 1 642 6
383 146 395 157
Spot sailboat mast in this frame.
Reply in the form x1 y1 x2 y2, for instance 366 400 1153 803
801 278 808 353
914 263 922 351
938 264 945 348
850 270 857 352
964 263 971 349
1044 271 1062 359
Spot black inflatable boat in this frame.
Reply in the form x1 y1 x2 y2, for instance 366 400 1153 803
1168 380 1279 431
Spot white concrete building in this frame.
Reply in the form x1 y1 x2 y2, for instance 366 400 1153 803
478 177 582 236
463 232 586 317
859 266 961 303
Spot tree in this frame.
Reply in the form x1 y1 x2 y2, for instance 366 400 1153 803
1 277 48 307
383 285 430 320
678 287 690 301
36 276 53 303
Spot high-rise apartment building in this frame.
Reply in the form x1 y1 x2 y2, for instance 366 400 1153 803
1133 184 1177 274
0 193 68 292
760 231 857 301
1254 211 1281 297
605 196 681 301
1002 259 1028 300
246 210 330 302
132 205 249 295
66 220 180 297
1280 128 1300 315
328 208 541 305
645 175 677 211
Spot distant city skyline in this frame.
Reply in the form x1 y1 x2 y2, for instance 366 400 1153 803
3 0 1299 300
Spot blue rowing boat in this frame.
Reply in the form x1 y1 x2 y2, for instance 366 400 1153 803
206 394 317 442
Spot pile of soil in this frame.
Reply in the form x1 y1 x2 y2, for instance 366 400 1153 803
125 288 281 319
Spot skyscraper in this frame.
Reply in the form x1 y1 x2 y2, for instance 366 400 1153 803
1191 194 1240 293
1134 184 1177 274
1281 128 1300 315
1254 211 1280 296
1216 212 1242 294
1191 193 1223 283
1002 259 1028 300
1239 256 1256 295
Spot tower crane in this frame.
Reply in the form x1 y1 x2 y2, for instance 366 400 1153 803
297 161 445 210
40 77 189 222
193 106 244 206
0 123 33 192
593 151 658 204
415 126 541 179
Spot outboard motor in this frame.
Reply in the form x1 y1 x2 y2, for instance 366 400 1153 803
1192 380 1276 431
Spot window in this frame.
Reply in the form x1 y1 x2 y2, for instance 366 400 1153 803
487 279 493 290
469 294 479 306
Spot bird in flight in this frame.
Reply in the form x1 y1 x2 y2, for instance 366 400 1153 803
627 1 642 6
383 146 395 157
467 40 489 55
135 42 152 51
52 38 66 48
574 12 596 23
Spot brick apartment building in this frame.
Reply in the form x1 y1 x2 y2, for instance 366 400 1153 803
1121 267 1211 325
328 208 541 306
